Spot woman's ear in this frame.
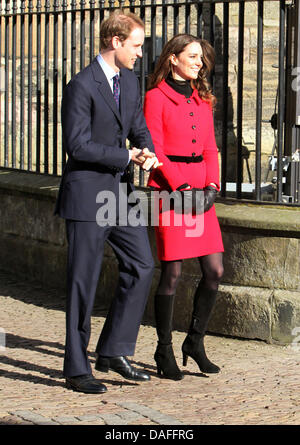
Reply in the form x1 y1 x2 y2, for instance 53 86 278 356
170 54 177 66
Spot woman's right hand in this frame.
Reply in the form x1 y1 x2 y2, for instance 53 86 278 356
203 186 217 212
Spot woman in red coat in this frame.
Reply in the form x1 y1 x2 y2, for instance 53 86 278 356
144 34 224 380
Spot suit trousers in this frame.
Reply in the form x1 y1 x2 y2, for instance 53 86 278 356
63 218 154 377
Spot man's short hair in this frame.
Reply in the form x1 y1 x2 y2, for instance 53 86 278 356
100 9 144 49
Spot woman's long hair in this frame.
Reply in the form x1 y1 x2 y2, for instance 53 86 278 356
147 34 216 107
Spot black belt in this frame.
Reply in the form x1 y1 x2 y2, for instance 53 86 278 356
166 154 203 163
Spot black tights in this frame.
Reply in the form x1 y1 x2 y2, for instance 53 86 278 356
157 253 224 295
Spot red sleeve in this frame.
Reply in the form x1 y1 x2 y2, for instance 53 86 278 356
143 89 188 191
202 104 220 190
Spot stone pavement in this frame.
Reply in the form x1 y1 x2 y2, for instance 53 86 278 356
0 269 300 427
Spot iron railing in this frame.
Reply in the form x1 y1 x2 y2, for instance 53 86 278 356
0 0 299 204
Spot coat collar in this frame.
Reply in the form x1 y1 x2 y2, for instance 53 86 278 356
157 79 201 105
91 57 124 125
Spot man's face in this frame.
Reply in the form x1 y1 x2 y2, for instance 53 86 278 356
114 26 145 70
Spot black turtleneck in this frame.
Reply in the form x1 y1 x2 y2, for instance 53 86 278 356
165 73 193 98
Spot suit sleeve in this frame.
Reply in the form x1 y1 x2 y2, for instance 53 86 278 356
202 104 220 190
61 78 129 170
127 76 155 153
143 89 188 191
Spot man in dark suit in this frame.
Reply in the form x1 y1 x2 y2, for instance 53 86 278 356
55 10 161 394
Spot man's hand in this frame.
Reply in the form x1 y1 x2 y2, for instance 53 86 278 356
130 147 163 171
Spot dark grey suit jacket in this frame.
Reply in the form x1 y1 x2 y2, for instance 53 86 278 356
55 58 154 221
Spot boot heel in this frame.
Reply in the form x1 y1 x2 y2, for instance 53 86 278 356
182 353 188 367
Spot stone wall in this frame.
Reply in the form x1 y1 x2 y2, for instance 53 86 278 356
0 169 299 345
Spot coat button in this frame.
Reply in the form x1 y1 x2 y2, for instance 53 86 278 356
189 112 194 116
187 99 191 104
192 125 196 129
192 139 196 143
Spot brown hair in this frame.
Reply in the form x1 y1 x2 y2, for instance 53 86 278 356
100 9 144 49
147 34 216 107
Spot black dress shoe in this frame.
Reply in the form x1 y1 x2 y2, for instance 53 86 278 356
66 374 107 394
95 355 150 381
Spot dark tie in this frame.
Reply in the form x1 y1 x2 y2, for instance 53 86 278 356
113 74 120 108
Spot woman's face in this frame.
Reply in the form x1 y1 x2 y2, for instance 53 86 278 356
170 41 203 81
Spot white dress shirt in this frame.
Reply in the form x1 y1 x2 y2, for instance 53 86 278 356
96 53 118 93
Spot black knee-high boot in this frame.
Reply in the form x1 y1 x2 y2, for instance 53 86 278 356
182 284 220 374
154 294 183 380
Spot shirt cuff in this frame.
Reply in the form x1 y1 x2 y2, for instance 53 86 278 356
127 150 132 165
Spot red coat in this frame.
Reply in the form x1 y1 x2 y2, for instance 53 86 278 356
144 80 224 261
